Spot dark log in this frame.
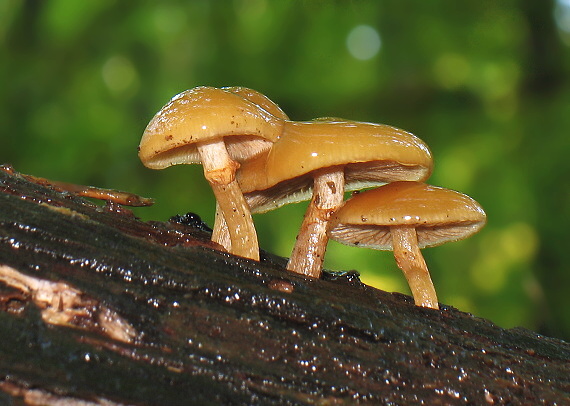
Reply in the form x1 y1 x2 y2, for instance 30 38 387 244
0 166 568 405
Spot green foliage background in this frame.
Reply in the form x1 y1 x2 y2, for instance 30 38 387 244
2 0 569 341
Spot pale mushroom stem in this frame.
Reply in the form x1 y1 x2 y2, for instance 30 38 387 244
212 202 232 253
197 139 260 261
287 168 345 278
390 226 439 309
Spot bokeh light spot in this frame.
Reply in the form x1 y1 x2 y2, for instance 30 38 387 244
102 56 139 98
470 247 508 293
555 0 570 45
433 54 470 90
469 222 538 294
499 222 539 263
346 25 381 60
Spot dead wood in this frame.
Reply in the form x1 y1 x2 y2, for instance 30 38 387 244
0 166 568 405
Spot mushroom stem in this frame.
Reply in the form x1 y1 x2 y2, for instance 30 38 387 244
390 226 439 309
212 203 232 252
287 168 345 278
197 139 259 261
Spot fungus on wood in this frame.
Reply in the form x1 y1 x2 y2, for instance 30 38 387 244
212 86 290 252
0 167 569 405
237 119 433 278
138 86 286 261
328 181 487 310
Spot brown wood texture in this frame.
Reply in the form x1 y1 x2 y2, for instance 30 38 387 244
0 166 569 405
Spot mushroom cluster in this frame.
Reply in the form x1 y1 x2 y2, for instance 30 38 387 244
138 86 286 261
139 86 486 310
328 182 486 309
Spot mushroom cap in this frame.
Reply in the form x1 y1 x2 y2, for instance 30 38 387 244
328 181 487 250
223 86 289 121
138 86 285 169
237 120 433 213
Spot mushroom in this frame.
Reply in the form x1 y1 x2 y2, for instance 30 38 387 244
237 119 433 277
138 86 286 260
209 86 289 251
327 181 487 309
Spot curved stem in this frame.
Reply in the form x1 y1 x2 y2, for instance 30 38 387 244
287 168 345 278
212 202 232 253
197 139 259 261
391 226 439 309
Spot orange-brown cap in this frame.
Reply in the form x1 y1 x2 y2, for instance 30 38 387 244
223 86 289 121
138 86 285 169
328 181 486 250
238 120 433 212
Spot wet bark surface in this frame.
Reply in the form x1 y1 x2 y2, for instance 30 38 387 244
0 166 569 405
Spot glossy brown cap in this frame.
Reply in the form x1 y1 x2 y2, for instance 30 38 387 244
238 120 433 212
328 181 486 250
223 86 289 121
138 86 284 169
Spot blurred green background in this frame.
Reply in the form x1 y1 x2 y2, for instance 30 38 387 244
2 0 569 341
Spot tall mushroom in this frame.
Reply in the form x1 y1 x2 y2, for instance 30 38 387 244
209 86 289 251
327 181 487 309
138 86 285 260
237 119 433 277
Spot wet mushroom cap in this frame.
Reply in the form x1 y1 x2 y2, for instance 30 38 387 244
138 86 284 169
223 86 289 120
137 86 287 261
237 120 433 213
328 181 487 250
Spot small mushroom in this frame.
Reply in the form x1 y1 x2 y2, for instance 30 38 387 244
138 86 285 260
237 119 433 278
210 86 289 251
327 181 487 309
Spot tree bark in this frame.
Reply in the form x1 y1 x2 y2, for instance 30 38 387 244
0 166 568 405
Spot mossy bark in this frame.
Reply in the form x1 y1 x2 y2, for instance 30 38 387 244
0 166 568 405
